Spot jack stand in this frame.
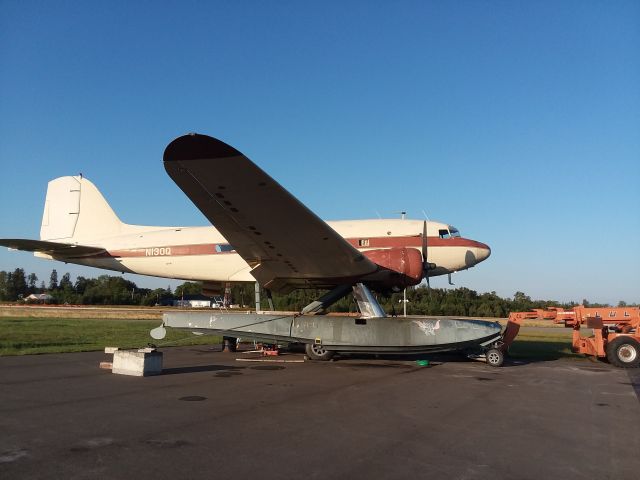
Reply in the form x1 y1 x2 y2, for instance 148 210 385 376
222 337 238 352
265 288 275 311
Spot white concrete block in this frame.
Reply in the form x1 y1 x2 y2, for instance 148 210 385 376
112 350 163 376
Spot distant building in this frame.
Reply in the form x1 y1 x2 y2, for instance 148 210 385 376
25 293 53 303
173 294 215 308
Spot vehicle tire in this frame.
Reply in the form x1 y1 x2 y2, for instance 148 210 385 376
305 343 334 361
606 337 640 368
485 348 504 367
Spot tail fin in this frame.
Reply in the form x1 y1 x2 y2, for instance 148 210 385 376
40 176 125 242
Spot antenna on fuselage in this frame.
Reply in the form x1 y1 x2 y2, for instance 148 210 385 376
393 211 407 220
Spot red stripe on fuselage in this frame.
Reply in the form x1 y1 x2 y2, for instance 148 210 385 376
97 244 219 258
344 236 489 250
81 236 486 259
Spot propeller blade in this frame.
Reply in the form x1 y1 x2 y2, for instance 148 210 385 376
421 220 428 264
422 220 430 287
422 220 434 287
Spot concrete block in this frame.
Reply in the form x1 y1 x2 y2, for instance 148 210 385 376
112 350 163 376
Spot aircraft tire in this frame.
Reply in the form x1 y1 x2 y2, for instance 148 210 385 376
485 348 504 367
606 337 640 368
305 343 334 361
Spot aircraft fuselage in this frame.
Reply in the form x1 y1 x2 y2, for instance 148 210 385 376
37 219 490 284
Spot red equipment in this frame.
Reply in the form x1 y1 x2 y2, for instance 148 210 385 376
505 306 640 368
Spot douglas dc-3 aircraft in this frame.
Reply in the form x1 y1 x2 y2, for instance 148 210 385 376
1 134 504 364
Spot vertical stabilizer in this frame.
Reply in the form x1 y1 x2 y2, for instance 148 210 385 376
40 176 124 242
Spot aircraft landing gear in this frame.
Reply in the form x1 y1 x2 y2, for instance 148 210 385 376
485 348 504 367
305 343 335 361
466 342 506 367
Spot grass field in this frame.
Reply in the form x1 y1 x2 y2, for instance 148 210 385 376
0 305 165 320
0 317 219 356
507 327 581 360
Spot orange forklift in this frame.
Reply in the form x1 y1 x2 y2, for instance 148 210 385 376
502 306 640 368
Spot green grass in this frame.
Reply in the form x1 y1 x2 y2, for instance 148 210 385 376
0 317 220 356
509 329 581 360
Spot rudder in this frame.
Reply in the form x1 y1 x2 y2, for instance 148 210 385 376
40 176 125 242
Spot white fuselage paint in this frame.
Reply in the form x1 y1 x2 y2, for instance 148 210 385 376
37 219 491 283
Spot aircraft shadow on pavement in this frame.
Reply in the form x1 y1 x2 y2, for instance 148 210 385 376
160 340 586 374
333 342 584 369
161 364 246 375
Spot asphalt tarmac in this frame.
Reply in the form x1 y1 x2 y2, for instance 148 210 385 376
1 347 639 480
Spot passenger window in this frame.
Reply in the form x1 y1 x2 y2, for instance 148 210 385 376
358 239 370 247
215 244 235 253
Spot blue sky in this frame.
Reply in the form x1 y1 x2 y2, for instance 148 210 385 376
1 1 638 304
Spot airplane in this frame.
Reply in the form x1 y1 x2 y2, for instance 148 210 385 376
1 134 503 364
0 136 490 296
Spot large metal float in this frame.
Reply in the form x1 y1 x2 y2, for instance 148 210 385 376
151 284 505 364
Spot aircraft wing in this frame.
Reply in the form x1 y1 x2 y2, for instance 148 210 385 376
164 133 378 292
0 239 106 258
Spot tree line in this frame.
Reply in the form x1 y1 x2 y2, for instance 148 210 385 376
0 268 175 306
268 285 634 317
0 268 634 315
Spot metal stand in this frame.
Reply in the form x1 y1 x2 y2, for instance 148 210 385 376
254 282 261 312
351 283 386 318
265 288 275 311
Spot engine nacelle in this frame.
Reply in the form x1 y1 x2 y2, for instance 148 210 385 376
362 247 423 288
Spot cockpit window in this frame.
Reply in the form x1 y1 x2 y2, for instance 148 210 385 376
439 227 461 239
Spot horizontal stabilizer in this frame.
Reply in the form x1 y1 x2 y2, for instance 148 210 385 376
0 239 105 258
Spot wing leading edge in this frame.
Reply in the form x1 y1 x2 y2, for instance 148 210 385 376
163 133 378 292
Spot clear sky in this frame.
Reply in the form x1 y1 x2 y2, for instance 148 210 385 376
1 1 638 305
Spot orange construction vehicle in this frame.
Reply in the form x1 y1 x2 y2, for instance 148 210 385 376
504 306 640 368
536 306 639 327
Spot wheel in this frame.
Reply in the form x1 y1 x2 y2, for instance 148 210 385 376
485 348 504 367
606 337 640 368
305 343 334 361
